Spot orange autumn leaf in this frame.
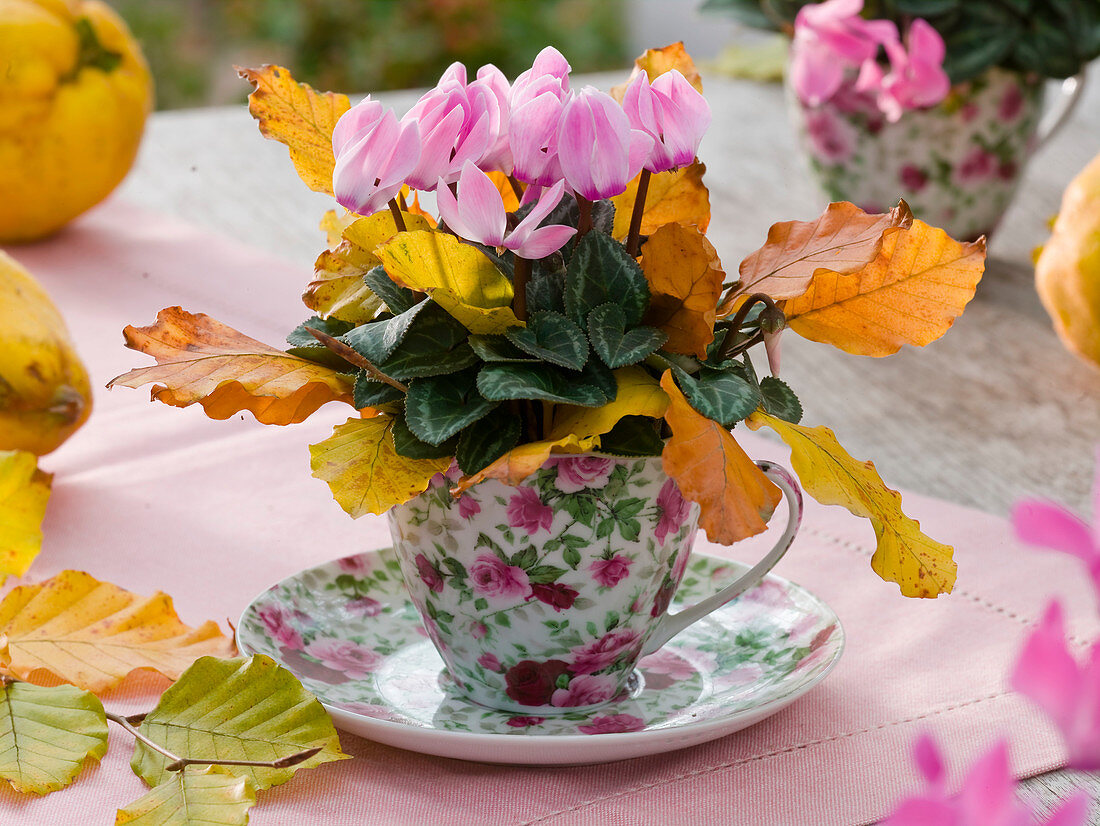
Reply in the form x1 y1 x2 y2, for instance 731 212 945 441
107 308 355 425
486 171 522 213
659 371 780 545
641 223 726 358
452 434 598 494
782 220 986 356
610 162 710 239
238 64 350 196
611 41 704 102
728 200 914 309
0 571 236 692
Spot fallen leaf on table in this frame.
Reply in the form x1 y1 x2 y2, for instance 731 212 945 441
730 200 913 305
610 162 710 239
310 415 451 517
781 219 986 356
748 410 956 597
0 450 52 585
659 371 780 544
108 307 355 425
0 570 237 692
116 766 255 826
641 223 726 358
0 681 108 795
131 655 347 792
238 65 350 196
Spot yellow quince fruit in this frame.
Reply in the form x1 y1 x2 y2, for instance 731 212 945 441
0 0 152 243
1035 151 1100 369
0 250 92 455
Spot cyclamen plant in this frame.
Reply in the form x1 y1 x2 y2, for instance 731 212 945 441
111 44 987 600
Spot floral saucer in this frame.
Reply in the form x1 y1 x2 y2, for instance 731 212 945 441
237 547 844 765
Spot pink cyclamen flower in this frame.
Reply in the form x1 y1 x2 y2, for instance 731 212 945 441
882 734 1089 826
590 554 634 588
304 637 383 680
470 553 532 600
577 713 645 734
866 19 950 122
551 674 618 707
400 63 503 190
622 69 711 173
790 0 899 107
506 486 554 533
558 86 653 201
436 160 576 259
332 99 420 217
509 47 572 187
570 628 640 675
1011 452 1100 602
1011 600 1100 770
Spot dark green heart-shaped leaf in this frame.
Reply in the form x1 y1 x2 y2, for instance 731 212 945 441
587 303 667 368
597 415 665 457
456 408 522 474
364 265 419 314
505 311 589 370
942 15 1020 80
285 316 356 369
672 364 761 426
341 300 428 364
564 232 649 328
760 376 803 424
405 369 499 445
468 335 535 363
581 357 617 402
353 371 404 407
377 303 478 379
392 412 458 458
526 271 566 314
478 363 609 406
1013 19 1080 77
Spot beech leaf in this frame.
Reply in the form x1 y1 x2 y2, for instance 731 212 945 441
131 655 347 792
0 571 236 692
549 366 669 442
505 312 589 370
0 681 108 795
116 766 255 825
781 220 987 357
309 415 450 517
108 308 355 425
640 223 726 358
452 433 599 494
0 450 52 585
732 200 914 303
238 65 350 196
747 411 956 597
375 231 521 333
610 162 710 239
659 371 780 545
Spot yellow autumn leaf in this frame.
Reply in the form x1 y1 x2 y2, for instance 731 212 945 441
309 415 450 517
319 208 358 247
641 223 726 358
375 230 522 334
0 571 237 692
549 366 668 442
237 65 350 196
747 411 956 597
659 371 779 544
781 220 986 356
610 41 704 102
729 200 914 305
0 450 52 585
453 434 599 494
611 162 711 239
486 170 522 213
116 766 255 826
305 209 432 323
108 308 355 425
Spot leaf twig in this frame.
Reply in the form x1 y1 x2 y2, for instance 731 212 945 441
716 293 779 363
305 327 409 393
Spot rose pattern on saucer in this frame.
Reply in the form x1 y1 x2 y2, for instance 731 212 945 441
237 548 844 738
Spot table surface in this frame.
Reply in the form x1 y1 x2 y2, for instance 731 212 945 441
114 67 1100 817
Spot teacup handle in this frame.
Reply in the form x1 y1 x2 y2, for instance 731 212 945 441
1036 73 1085 149
640 461 804 657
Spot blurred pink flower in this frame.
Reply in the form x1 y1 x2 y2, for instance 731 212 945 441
470 553 532 600
507 486 554 533
257 604 303 650
803 109 857 164
551 674 618 707
1011 600 1100 770
578 713 645 734
900 164 928 192
570 628 640 675
436 160 575 259
867 19 950 122
558 87 653 201
477 652 503 672
346 597 383 617
332 100 420 217
999 83 1025 122
622 69 711 173
336 554 370 574
954 147 997 185
305 637 383 680
882 734 1089 826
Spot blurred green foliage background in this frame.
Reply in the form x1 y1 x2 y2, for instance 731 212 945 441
112 0 628 110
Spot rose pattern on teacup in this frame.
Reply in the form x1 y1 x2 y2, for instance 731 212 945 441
236 547 843 737
386 454 701 713
790 68 1043 240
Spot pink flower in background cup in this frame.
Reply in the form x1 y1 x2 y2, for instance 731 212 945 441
470 554 532 601
257 604 303 650
506 486 553 533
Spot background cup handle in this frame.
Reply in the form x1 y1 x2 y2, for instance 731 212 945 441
1036 73 1086 150
640 461 804 657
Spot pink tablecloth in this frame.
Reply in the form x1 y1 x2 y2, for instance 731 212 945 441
2 198 1094 826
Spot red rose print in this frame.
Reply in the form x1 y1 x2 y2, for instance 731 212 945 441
504 659 570 706
531 582 579 611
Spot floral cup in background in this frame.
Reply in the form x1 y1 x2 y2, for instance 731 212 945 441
387 454 803 714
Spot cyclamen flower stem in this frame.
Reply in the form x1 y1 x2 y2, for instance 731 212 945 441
512 256 531 322
305 327 409 393
507 174 525 202
625 169 652 257
575 196 593 239
396 191 409 212
387 199 408 233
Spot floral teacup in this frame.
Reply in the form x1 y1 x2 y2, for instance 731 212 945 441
387 453 802 714
789 68 1084 240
